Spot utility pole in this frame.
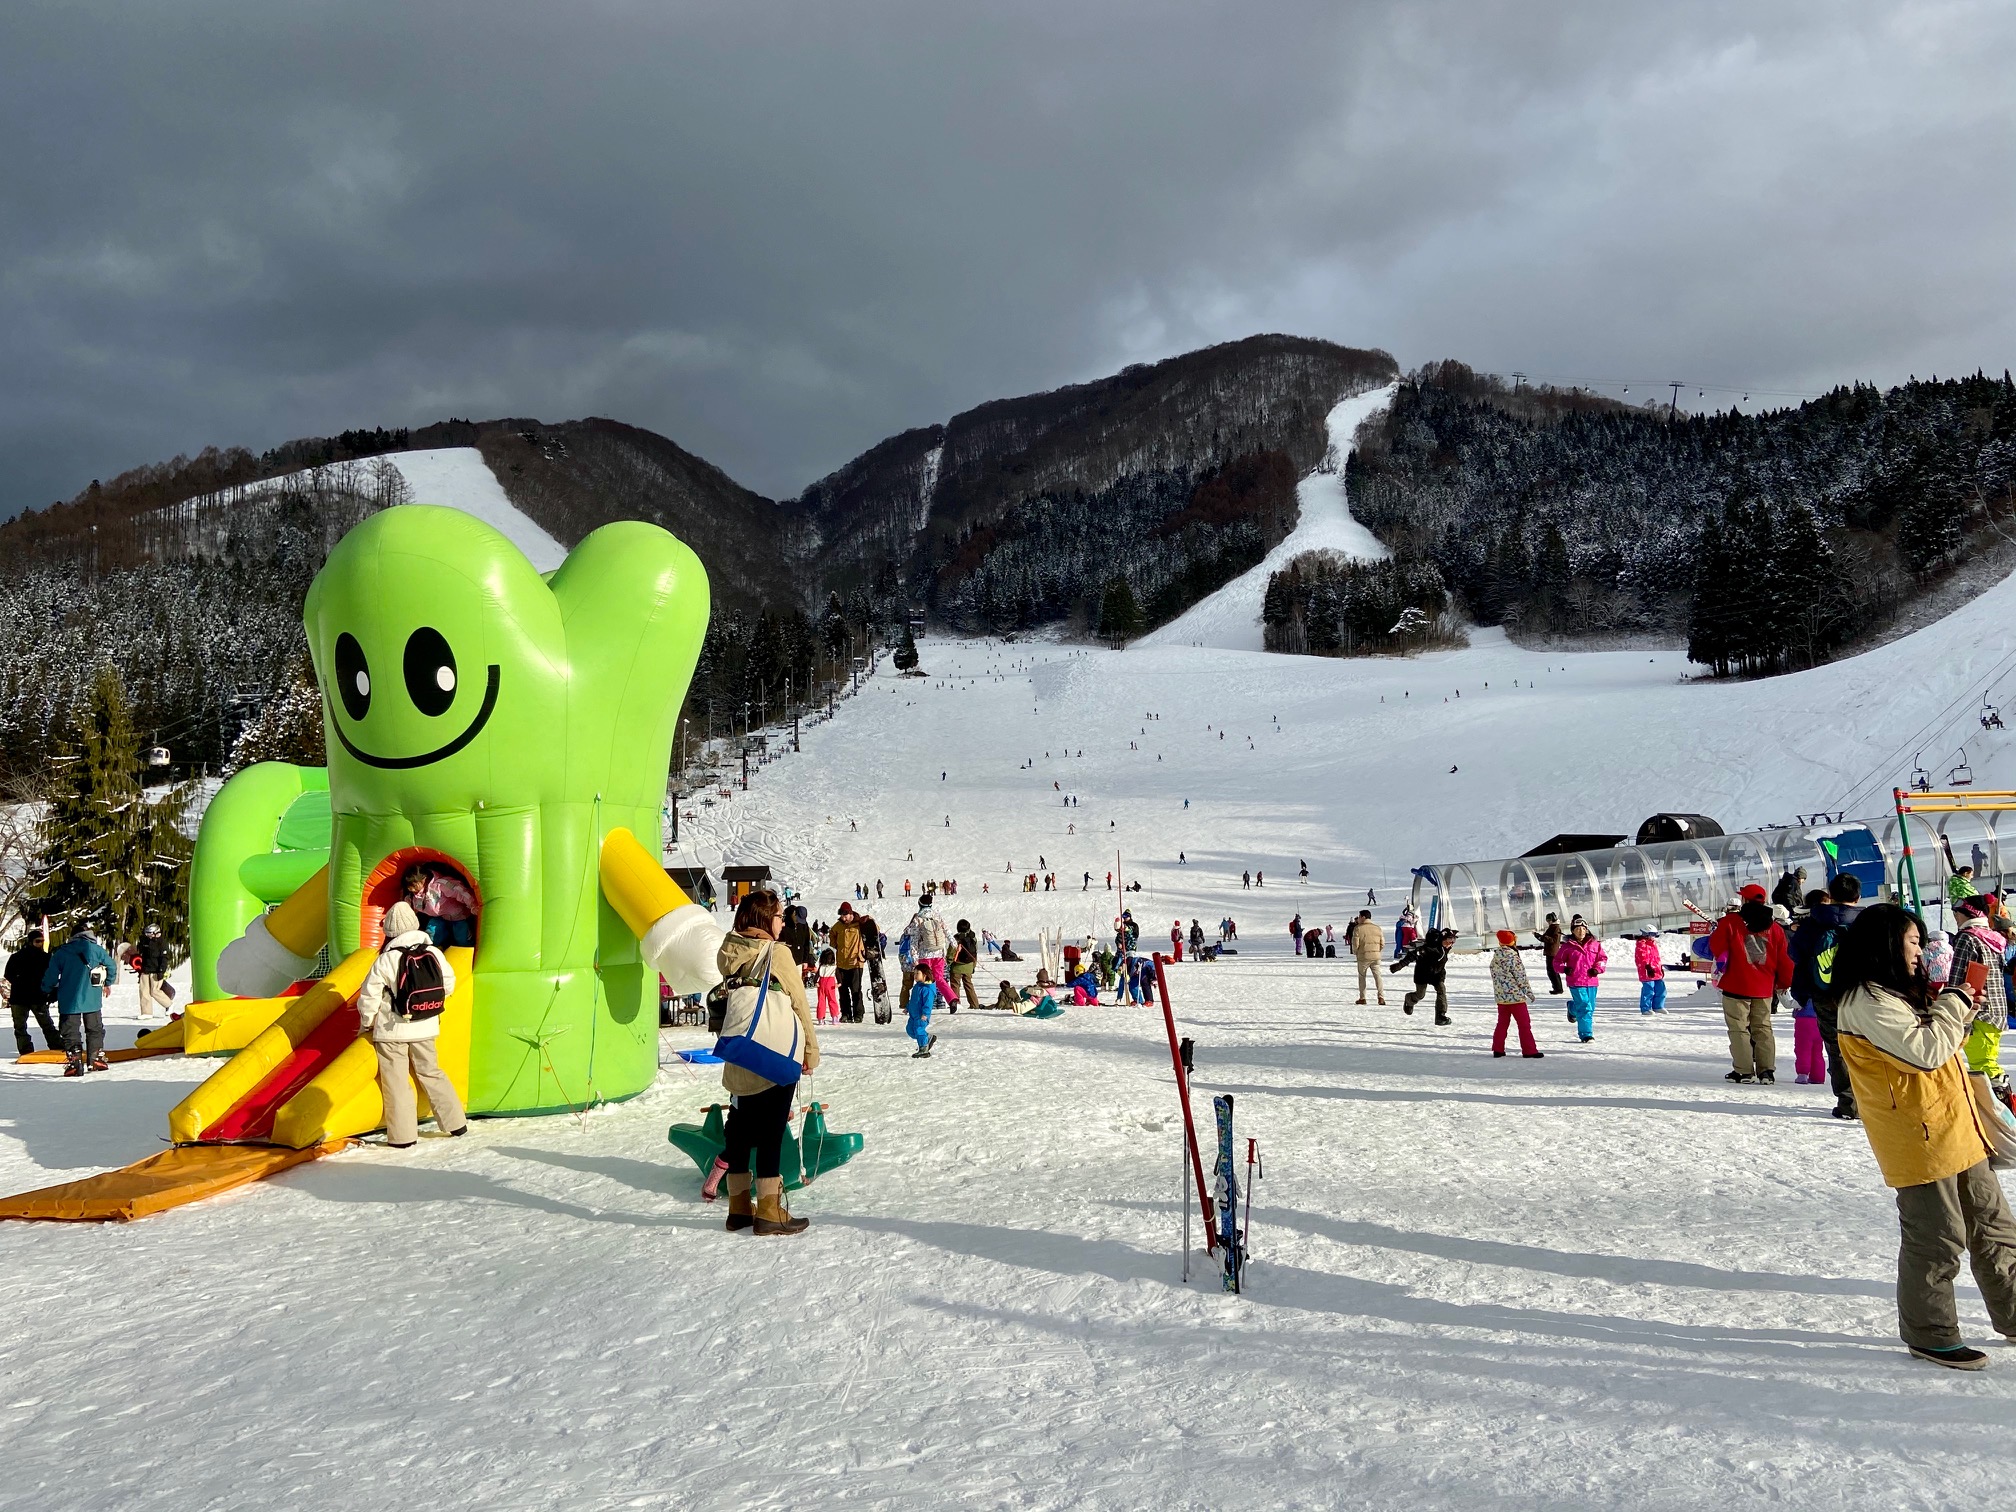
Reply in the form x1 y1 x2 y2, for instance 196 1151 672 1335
1510 371 1526 393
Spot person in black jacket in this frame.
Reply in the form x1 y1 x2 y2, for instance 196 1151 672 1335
134 921 174 1020
1394 929 1456 1025
4 926 60 1055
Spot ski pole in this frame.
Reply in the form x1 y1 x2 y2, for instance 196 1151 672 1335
1244 1137 1261 1266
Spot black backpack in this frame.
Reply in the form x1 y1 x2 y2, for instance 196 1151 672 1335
390 945 447 1020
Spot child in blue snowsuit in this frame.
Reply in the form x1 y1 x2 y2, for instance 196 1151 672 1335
904 964 937 1058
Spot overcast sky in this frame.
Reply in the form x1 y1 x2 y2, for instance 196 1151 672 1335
1 0 2009 516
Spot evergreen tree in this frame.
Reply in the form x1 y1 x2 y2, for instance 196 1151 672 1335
1096 578 1145 647
893 625 920 671
27 665 193 947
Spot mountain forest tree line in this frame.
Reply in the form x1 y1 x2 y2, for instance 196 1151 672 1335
1345 362 2016 671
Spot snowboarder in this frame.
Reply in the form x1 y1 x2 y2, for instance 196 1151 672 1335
831 903 867 1023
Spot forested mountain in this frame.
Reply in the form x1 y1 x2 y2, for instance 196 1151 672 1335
795 334 1399 630
0 334 1397 775
1342 362 2016 663
6 337 2012 780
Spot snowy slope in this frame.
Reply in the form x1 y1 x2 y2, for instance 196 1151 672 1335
385 448 567 570
14 531 2016 1509
1141 383 1396 651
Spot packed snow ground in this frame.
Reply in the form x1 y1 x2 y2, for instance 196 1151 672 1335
1143 384 1395 652
5 952 2011 1510
13 549 2016 1506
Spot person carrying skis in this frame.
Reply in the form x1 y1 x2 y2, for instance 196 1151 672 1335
1553 916 1608 1043
903 963 938 1058
1634 929 1667 1014
902 894 953 1010
354 901 469 1146
3 922 60 1056
1707 883 1793 1083
1393 927 1454 1024
1489 929 1543 1058
1394 903 1419 958
42 920 118 1076
1350 909 1386 1004
1535 913 1565 994
1832 902 2016 1370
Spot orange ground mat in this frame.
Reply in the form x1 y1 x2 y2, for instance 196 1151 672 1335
14 1044 179 1066
0 1140 345 1222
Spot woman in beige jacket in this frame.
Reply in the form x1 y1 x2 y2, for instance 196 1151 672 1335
716 889 820 1235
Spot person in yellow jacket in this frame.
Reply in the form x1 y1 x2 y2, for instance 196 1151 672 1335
1835 902 2016 1369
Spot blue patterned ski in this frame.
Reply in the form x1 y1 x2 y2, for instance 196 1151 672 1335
1213 1094 1242 1293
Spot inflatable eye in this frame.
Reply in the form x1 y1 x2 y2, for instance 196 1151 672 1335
403 627 458 717
335 634 371 721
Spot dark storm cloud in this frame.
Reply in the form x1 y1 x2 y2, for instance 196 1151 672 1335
1 0 2009 515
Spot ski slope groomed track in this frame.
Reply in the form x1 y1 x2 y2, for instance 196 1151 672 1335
3 953 2008 1509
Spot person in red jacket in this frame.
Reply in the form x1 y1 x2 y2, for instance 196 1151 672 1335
1709 883 1795 1084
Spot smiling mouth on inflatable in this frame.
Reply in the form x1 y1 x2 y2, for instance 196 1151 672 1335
330 664 502 770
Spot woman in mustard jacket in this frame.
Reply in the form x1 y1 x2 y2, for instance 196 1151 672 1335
1835 903 2016 1370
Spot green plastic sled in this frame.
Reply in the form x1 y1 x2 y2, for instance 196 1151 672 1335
667 1101 863 1193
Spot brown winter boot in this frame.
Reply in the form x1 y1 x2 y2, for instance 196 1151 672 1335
752 1176 809 1236
724 1172 754 1232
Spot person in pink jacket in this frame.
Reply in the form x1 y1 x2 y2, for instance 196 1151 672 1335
1634 929 1667 1015
1554 916 1608 1042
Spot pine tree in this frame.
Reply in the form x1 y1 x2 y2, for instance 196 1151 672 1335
26 665 192 948
893 625 920 671
1096 578 1144 647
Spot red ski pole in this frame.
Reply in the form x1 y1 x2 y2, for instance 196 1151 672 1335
1155 952 1215 1248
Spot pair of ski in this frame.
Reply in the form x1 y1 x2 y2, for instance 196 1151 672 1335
1210 1094 1260 1294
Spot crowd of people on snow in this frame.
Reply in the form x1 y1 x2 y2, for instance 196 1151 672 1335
4 914 178 1075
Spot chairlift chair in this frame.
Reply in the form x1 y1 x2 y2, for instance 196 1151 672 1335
145 745 171 768
1947 747 1975 787
1983 693 2005 731
1911 753 1932 792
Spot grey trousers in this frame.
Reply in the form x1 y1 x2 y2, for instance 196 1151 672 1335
1722 995 1777 1075
61 1011 105 1062
373 1037 467 1145
1894 1160 2016 1350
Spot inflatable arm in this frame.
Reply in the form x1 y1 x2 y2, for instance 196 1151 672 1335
600 828 726 995
215 866 330 998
